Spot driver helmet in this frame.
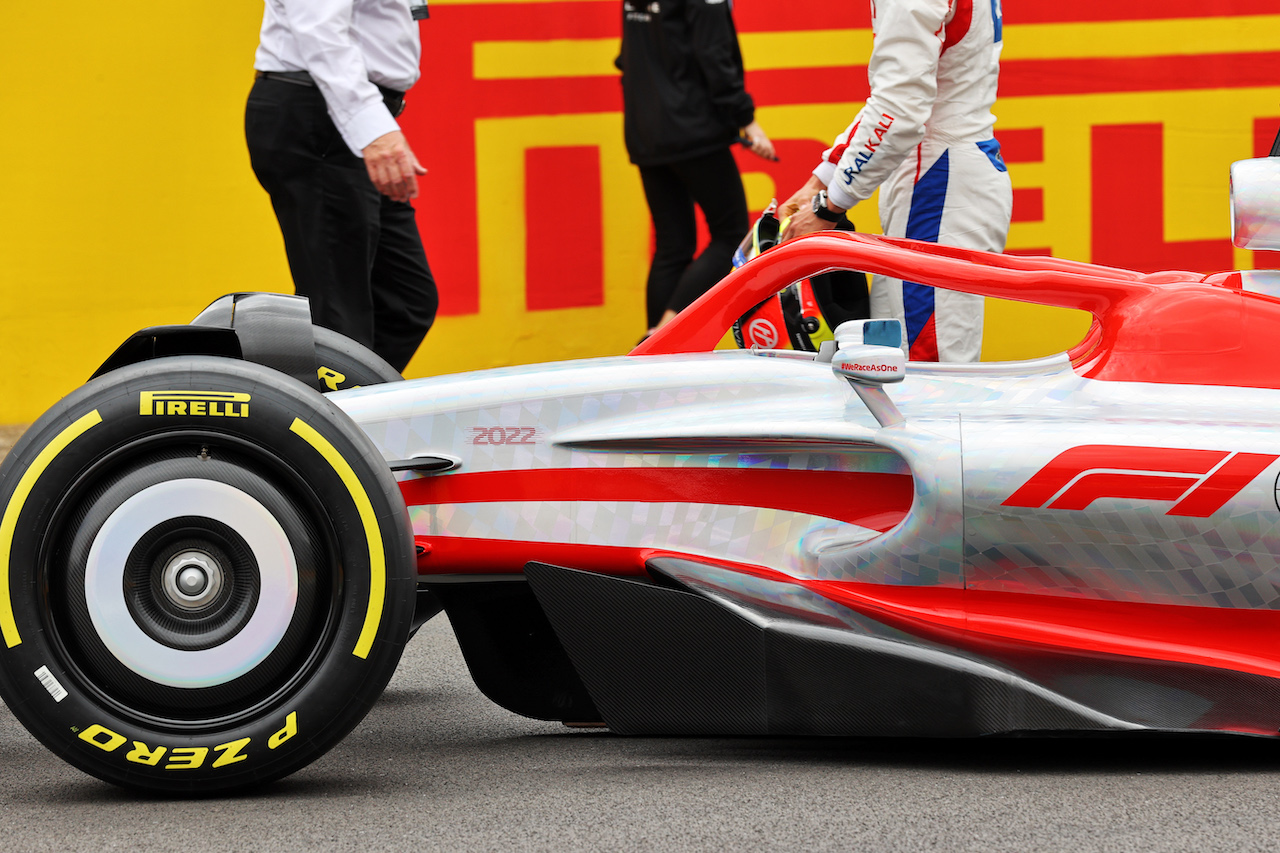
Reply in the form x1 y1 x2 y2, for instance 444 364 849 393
730 200 837 353
732 282 836 352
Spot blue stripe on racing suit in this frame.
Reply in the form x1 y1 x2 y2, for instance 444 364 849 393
902 150 950 350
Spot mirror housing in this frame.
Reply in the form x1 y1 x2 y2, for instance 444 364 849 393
1231 157 1280 251
831 319 906 386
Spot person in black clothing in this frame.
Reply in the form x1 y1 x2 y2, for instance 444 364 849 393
618 0 774 336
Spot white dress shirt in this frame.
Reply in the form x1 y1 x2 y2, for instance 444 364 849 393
255 0 422 157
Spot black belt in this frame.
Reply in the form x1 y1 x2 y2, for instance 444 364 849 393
254 69 407 118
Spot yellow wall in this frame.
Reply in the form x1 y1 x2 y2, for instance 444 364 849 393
0 3 290 423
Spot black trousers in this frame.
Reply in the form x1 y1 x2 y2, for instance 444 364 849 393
245 77 438 373
639 147 748 329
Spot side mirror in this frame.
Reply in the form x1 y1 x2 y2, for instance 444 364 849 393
830 319 906 428
831 319 906 386
1230 157 1280 251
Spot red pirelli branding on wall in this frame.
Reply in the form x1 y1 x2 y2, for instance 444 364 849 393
404 0 1280 339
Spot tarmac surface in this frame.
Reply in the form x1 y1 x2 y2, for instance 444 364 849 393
3 615 1280 852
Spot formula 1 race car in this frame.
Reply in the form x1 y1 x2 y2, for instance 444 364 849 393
2 153 1280 794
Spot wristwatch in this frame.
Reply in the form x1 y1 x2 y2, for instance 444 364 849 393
811 190 844 223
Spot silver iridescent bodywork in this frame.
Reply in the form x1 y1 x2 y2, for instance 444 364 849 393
317 150 1280 739
332 347 1280 611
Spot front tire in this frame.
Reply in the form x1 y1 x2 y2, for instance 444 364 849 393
0 357 414 792
312 325 402 391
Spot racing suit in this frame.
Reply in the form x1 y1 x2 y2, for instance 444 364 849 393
814 0 1010 362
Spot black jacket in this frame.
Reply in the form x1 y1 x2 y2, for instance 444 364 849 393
617 0 755 167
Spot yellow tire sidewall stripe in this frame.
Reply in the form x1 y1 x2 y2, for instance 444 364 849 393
1 410 103 648
288 418 386 659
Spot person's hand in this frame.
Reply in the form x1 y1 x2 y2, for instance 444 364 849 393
362 130 427 202
780 204 829 242
779 174 826 221
740 121 776 161
779 175 849 241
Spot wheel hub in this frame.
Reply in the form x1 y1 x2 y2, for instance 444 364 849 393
49 445 334 720
161 550 223 610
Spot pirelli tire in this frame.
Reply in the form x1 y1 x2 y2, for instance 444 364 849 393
0 356 415 793
311 326 403 392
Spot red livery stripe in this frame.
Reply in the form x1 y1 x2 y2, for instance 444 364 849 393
400 467 914 533
812 581 1280 683
418 538 652 576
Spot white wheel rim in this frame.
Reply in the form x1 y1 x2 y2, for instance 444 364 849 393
84 478 299 689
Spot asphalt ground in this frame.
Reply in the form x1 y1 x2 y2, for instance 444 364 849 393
2 613 1280 852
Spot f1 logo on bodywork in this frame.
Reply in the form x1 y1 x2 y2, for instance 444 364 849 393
1002 445 1279 518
